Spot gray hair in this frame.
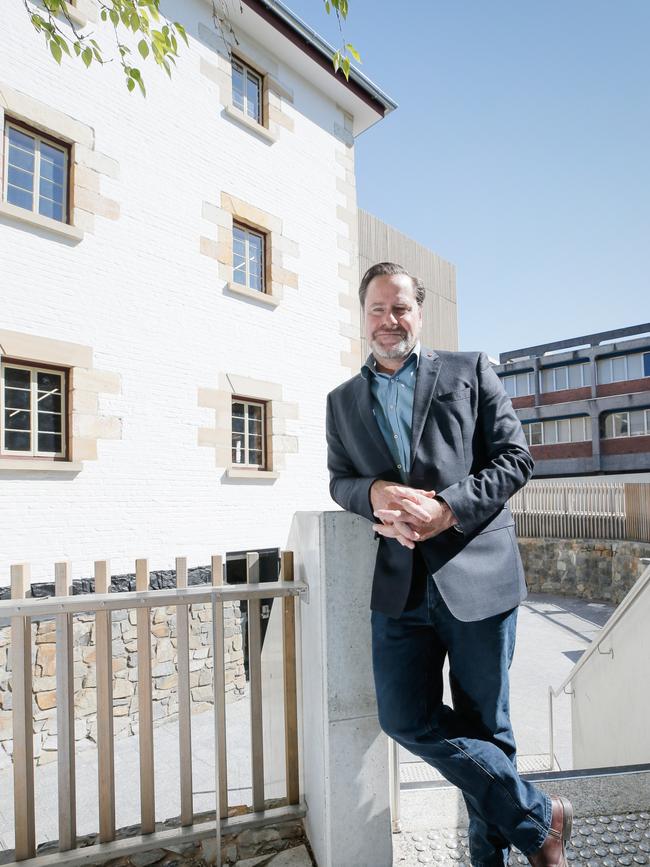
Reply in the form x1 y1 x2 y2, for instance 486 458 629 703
358 262 426 308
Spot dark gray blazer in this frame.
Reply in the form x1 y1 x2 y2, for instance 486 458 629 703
326 348 534 621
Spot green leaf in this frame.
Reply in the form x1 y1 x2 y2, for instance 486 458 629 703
49 39 63 64
342 56 350 80
109 9 119 26
324 0 330 13
138 38 149 59
100 7 107 21
73 41 81 56
175 21 188 45
126 77 136 92
332 50 340 74
346 43 361 62
81 46 92 67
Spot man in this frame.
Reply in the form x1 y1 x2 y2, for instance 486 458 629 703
325 262 572 867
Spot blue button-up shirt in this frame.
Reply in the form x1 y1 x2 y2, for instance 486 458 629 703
361 342 421 484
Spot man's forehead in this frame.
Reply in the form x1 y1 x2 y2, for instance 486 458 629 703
366 277 416 304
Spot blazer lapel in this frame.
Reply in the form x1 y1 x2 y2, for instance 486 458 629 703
410 349 442 471
353 373 396 467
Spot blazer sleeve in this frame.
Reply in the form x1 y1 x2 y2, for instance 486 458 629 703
436 352 534 535
326 392 377 523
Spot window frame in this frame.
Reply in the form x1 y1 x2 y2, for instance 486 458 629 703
603 408 650 439
231 397 267 470
232 221 267 294
3 118 71 225
523 416 589 446
597 351 650 385
0 359 69 459
540 362 590 393
231 56 264 126
502 370 535 398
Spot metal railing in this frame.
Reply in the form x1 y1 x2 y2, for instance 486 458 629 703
511 481 650 543
0 551 307 866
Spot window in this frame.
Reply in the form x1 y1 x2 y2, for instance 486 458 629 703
540 363 590 393
597 351 650 385
502 371 535 398
233 223 266 293
1 363 66 457
603 409 650 439
231 399 266 468
522 416 589 446
3 120 69 223
232 58 262 124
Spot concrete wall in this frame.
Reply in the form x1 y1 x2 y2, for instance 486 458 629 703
571 563 650 769
519 537 650 603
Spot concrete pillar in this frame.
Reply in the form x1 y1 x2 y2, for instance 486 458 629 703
288 510 392 867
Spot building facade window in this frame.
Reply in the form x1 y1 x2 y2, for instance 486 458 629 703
597 351 650 384
231 398 266 467
232 222 266 293
602 408 650 439
540 362 591 393
502 371 535 398
3 120 69 223
522 416 589 446
231 58 263 124
1 362 66 457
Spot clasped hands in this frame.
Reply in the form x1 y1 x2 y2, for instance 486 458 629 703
370 480 458 549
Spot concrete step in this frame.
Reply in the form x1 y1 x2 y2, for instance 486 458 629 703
395 766 650 866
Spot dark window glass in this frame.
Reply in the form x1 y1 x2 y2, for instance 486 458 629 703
37 432 62 453
4 367 30 389
5 430 30 451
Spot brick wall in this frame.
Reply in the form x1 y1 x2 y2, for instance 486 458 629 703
529 441 593 460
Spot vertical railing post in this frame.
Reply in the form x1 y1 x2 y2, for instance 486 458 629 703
211 555 228 819
246 552 265 813
136 559 155 834
95 560 116 842
280 550 299 805
55 561 76 851
175 557 193 827
11 563 35 860
211 555 225 867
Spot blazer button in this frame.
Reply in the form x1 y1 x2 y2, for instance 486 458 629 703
397 464 402 469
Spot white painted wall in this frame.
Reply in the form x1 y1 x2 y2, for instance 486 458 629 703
571 562 650 768
0 1 357 584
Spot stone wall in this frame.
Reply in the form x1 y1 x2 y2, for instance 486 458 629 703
0 599 245 768
519 538 650 603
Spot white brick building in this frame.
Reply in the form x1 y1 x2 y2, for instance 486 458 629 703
0 0 397 585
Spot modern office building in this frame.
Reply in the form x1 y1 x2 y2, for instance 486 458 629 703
495 324 650 478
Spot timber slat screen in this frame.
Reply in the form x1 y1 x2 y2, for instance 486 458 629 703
510 481 650 543
0 552 305 866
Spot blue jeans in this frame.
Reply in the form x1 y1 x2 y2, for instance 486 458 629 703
371 566 551 866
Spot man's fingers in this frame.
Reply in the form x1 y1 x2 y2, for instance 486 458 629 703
398 499 431 522
372 523 416 548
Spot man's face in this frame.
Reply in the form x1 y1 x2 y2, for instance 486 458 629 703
364 274 423 360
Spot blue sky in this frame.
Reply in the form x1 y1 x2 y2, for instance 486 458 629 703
287 0 650 358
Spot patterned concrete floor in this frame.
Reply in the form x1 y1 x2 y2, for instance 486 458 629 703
393 812 650 866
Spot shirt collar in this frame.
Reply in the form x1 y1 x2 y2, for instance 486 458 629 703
361 340 421 380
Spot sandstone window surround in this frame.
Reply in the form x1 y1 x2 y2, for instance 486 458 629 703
0 329 121 473
198 374 299 479
198 39 295 144
0 82 119 242
200 192 299 308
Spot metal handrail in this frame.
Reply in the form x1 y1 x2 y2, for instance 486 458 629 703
547 558 650 769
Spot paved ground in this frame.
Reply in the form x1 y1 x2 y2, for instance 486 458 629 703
394 811 650 866
0 592 617 862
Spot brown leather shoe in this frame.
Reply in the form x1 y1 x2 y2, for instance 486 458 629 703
527 795 573 866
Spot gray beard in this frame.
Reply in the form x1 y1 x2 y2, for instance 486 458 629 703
370 335 415 360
